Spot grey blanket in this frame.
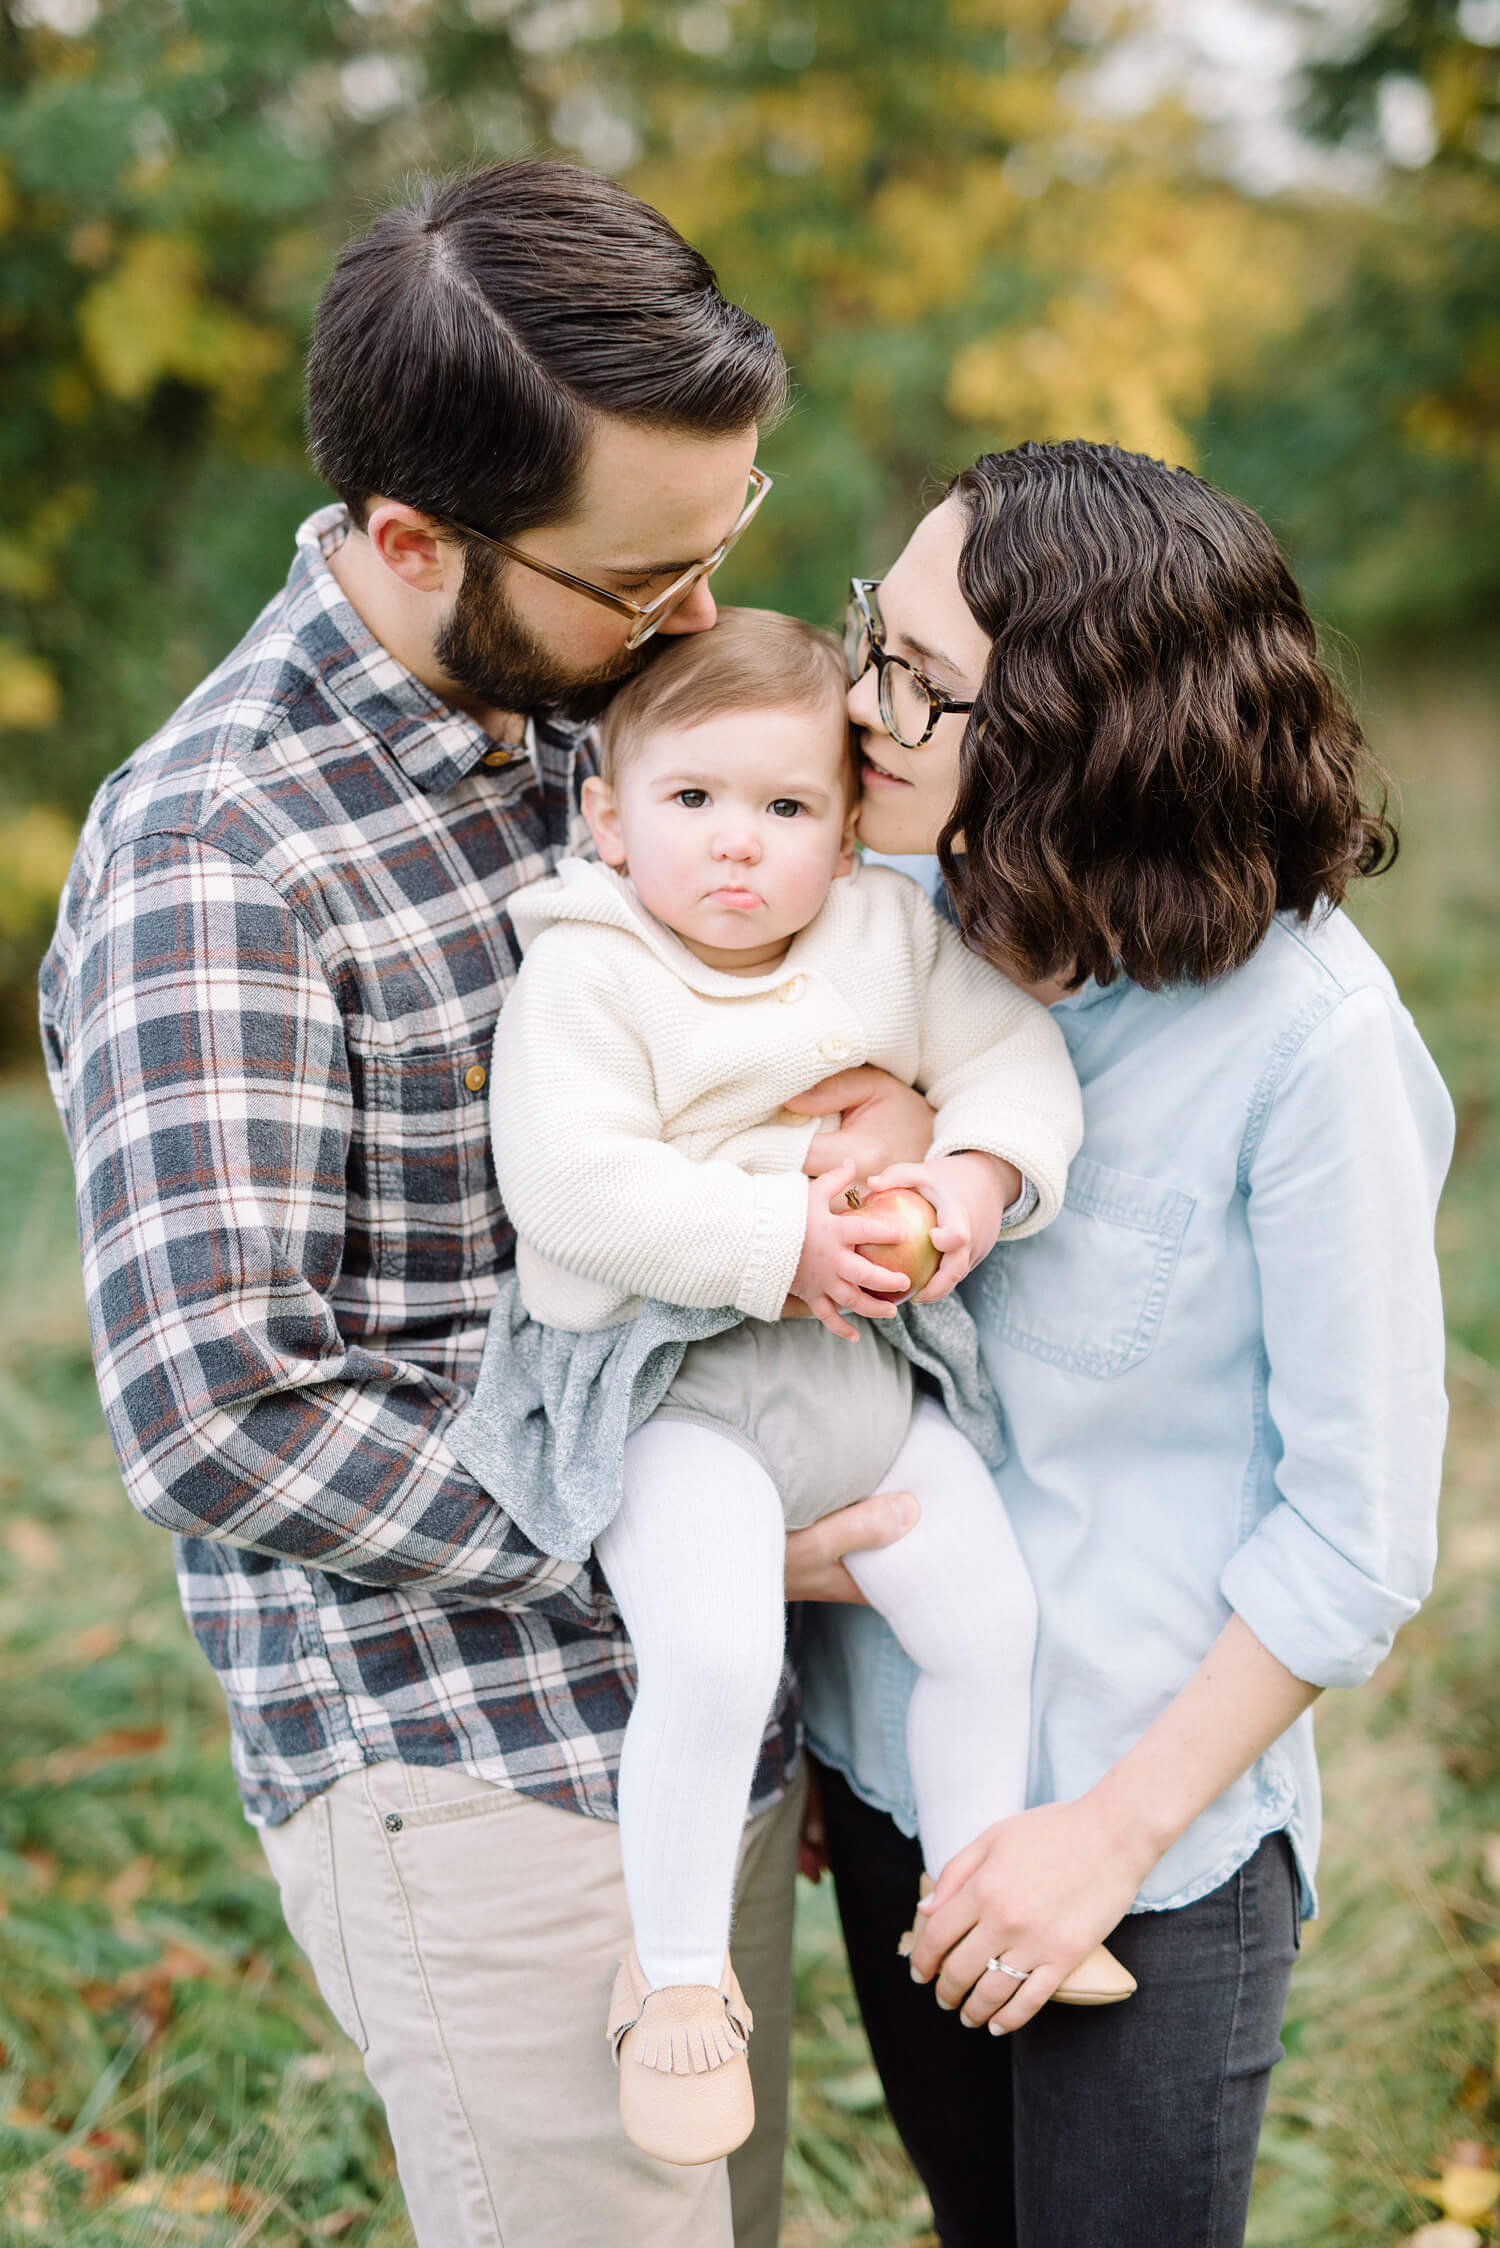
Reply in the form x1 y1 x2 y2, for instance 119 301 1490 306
450 1279 1006 1563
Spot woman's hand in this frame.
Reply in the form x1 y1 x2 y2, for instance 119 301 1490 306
784 1488 920 1602
907 1798 1154 2034
787 1067 936 1183
792 1162 912 1338
908 1618 1322 2031
865 1150 1020 1303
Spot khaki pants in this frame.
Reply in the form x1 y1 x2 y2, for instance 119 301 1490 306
260 1759 804 2248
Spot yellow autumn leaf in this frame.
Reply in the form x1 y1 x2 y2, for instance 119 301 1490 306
0 645 59 732
77 233 287 410
1409 2154 1500 2225
0 805 78 939
946 179 1302 465
0 541 55 601
113 2169 246 2215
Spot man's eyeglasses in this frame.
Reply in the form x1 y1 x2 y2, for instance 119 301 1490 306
442 467 772 652
844 577 976 748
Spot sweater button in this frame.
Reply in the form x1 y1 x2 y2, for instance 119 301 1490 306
819 1035 850 1061
464 1064 488 1093
778 976 806 1003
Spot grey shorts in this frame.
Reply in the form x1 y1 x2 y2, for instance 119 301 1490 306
655 1315 917 1531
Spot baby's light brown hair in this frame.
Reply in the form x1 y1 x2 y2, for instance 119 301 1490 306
597 607 853 790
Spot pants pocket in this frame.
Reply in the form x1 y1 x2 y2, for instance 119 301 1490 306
261 1791 370 2053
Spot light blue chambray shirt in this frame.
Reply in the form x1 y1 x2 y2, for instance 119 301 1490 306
801 862 1454 1916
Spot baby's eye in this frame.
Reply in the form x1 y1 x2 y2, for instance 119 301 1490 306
769 798 804 819
674 788 709 809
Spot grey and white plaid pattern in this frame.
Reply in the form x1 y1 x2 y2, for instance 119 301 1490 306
40 506 797 1827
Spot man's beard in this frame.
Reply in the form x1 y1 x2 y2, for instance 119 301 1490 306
435 544 656 723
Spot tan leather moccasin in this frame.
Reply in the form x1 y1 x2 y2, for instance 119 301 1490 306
607 1949 755 2165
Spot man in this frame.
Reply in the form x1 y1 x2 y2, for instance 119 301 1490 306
39 160 920 2248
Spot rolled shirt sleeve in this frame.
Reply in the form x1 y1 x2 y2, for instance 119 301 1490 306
47 830 601 1622
1220 984 1454 1687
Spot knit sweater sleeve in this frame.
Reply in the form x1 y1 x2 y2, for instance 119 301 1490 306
489 933 808 1323
911 897 1083 1234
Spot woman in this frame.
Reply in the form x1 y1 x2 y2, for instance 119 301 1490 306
795 440 1453 2247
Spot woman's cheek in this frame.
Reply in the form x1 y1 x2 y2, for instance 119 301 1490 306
857 787 927 855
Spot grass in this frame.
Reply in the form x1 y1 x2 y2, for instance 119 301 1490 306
1 654 1497 2245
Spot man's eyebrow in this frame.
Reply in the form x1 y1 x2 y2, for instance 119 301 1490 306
603 557 696 580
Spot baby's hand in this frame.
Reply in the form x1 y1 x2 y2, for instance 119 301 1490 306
864 1152 1021 1303
791 1162 912 1339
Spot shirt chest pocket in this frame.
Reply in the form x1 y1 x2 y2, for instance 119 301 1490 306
968 1156 1194 1380
347 1038 506 1283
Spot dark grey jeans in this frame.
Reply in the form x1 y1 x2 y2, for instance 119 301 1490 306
815 1759 1300 2248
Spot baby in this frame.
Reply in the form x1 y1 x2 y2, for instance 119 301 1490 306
454 608 1129 2167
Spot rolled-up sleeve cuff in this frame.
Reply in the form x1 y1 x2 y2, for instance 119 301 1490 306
999 1176 1040 1232
736 1169 811 1322
928 1099 1070 1235
1219 1503 1425 1690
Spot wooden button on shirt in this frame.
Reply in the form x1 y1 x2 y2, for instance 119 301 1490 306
464 1064 488 1092
482 748 512 769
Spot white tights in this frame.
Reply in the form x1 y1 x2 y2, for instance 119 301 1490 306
595 1396 1037 1990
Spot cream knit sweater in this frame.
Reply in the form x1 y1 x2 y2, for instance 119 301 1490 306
492 857 1083 1332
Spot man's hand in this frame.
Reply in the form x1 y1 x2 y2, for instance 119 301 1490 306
791 1163 912 1338
784 1488 920 1602
788 1067 935 1183
866 1150 1020 1303
798 1762 829 1882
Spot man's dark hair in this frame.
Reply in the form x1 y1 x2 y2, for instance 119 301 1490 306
940 440 1397 991
307 159 788 540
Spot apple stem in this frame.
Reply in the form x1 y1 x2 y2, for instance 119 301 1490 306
843 1184 863 1212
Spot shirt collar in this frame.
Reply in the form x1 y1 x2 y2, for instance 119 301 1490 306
285 504 589 794
1051 976 1119 1014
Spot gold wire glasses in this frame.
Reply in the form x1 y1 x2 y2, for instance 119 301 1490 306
444 466 772 651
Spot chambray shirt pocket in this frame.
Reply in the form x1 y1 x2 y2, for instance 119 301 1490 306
966 1156 1195 1380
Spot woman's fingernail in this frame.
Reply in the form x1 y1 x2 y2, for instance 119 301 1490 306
960 2014 980 2030
934 1994 955 2012
988 2019 1009 2037
914 1892 935 1912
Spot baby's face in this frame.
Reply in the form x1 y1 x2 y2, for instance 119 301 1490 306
584 700 856 972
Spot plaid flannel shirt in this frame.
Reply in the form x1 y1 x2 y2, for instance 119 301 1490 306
39 505 797 1828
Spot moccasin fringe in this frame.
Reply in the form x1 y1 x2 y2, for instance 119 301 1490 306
608 1956 753 2074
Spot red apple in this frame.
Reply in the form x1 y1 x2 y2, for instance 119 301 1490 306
846 1184 942 1298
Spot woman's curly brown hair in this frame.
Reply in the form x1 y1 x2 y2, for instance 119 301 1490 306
939 441 1397 990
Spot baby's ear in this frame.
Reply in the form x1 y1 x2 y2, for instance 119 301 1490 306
833 799 860 879
581 775 627 868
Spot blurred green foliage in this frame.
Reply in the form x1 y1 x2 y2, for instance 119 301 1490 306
0 0 1496 1052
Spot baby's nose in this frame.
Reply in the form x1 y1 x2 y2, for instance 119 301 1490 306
713 827 760 862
